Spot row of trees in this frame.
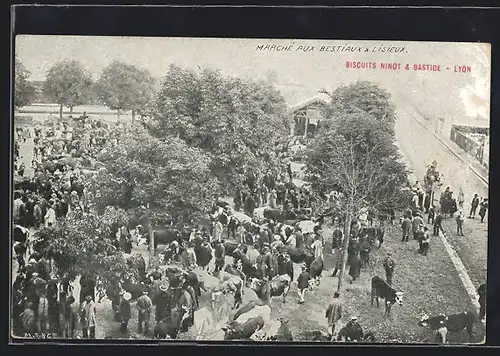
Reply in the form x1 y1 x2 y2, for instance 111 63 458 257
14 58 156 119
307 81 410 292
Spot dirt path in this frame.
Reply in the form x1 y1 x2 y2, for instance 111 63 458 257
394 106 487 288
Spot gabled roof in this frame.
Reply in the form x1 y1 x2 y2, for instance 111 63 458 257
288 94 330 113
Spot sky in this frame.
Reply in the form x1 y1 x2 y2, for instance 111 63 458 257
16 35 490 121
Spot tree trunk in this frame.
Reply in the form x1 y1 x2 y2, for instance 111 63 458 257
69 106 74 116
337 211 352 293
132 109 135 121
148 225 155 269
59 104 63 119
117 109 121 120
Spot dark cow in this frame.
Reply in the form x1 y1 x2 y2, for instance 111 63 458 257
285 246 315 265
359 226 383 248
264 208 286 223
153 307 189 339
222 316 265 340
308 257 324 286
418 311 476 343
224 241 247 257
370 276 404 317
249 274 292 305
224 264 247 288
151 229 182 249
194 241 213 271
121 282 148 300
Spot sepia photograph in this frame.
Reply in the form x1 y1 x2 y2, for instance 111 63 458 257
11 36 489 344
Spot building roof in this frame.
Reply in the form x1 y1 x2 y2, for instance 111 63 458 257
288 93 330 113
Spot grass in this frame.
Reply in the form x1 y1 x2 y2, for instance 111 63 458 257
439 216 487 287
339 223 484 344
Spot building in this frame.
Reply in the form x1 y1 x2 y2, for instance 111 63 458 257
288 94 329 137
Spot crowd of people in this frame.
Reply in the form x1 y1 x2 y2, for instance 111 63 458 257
11 113 487 342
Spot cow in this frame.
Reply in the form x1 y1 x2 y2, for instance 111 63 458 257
153 307 190 339
231 300 272 324
151 229 183 250
194 241 213 271
308 257 323 287
285 246 315 265
225 241 246 258
263 208 286 223
222 316 265 340
214 270 244 309
224 263 247 288
121 281 148 300
370 276 404 317
251 318 293 341
359 226 382 248
418 311 476 343
249 274 292 305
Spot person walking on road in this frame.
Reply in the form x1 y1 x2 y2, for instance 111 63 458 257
455 210 465 236
119 292 132 334
420 227 431 256
297 264 310 304
401 215 412 242
383 252 396 285
468 194 480 219
479 198 488 223
433 211 444 237
136 290 152 335
457 187 465 209
80 295 96 339
326 292 343 340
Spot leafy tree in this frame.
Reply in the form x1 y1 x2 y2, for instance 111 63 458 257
43 60 94 118
89 123 220 226
96 61 155 120
320 81 397 134
34 207 137 287
306 84 409 292
152 64 290 194
14 57 35 108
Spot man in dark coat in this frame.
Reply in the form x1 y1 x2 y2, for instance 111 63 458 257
469 194 480 219
213 240 226 273
433 212 444 237
154 285 169 322
244 195 256 217
348 238 361 284
119 292 132 334
383 253 396 286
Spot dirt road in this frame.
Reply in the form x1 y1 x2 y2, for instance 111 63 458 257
395 106 488 287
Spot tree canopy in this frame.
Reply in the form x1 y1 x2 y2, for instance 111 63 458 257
14 58 35 108
151 64 290 193
43 60 94 115
96 61 156 118
322 81 397 134
306 83 409 219
89 123 220 226
35 206 137 285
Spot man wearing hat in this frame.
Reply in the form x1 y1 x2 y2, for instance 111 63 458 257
383 252 396 286
80 294 97 339
296 263 310 304
136 290 153 334
119 291 132 334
